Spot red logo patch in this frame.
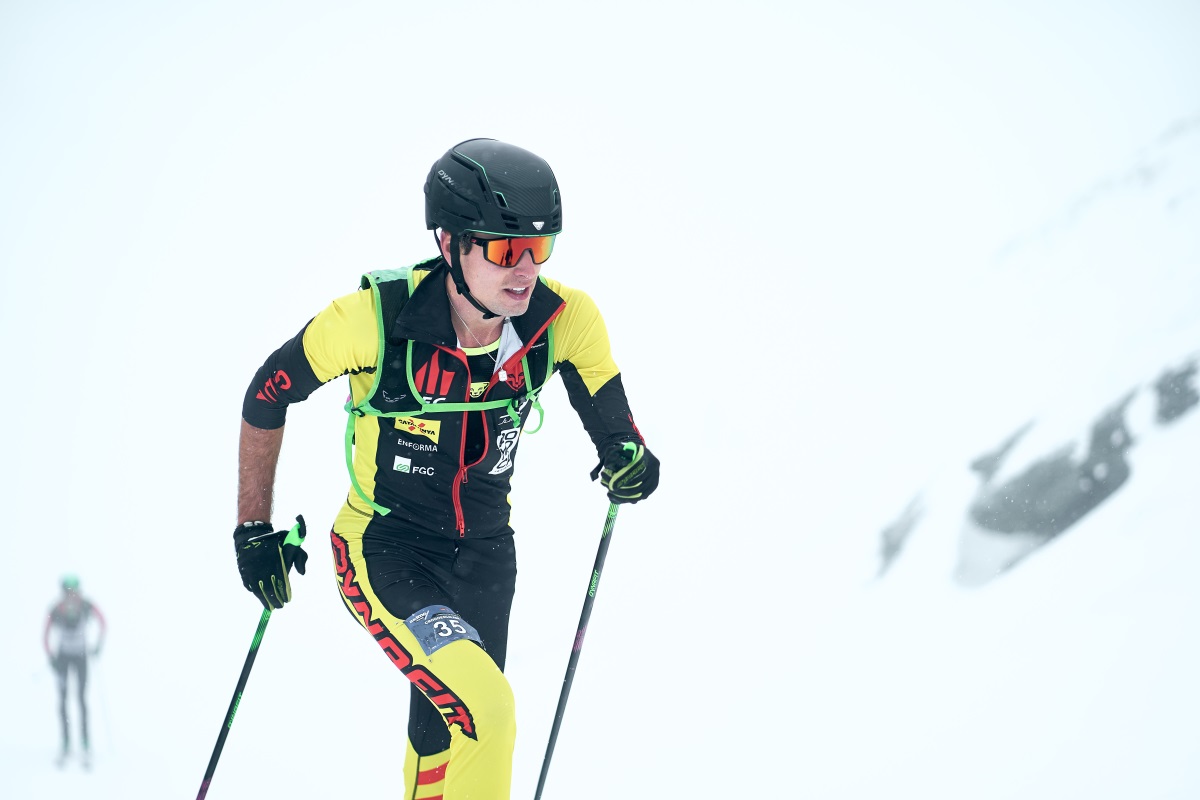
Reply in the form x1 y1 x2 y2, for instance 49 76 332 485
415 355 455 399
255 370 292 402
504 360 525 391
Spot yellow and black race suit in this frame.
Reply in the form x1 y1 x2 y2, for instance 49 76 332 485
242 256 645 539
240 257 646 799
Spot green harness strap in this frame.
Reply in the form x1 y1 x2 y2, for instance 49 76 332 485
341 269 556 515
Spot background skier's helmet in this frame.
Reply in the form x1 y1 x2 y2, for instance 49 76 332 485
424 138 562 237
61 574 80 592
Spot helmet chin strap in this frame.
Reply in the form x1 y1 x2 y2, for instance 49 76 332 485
440 231 500 320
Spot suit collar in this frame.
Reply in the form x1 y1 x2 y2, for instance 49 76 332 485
391 258 564 347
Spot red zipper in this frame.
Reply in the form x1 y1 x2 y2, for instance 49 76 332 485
445 305 564 537
452 464 468 536
435 344 473 538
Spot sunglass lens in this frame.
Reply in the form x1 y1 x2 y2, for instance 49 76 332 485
482 236 555 267
526 236 555 264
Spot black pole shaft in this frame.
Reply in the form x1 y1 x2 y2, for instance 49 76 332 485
196 607 273 800
534 502 620 799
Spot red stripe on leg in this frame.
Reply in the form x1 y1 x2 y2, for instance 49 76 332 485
417 761 448 785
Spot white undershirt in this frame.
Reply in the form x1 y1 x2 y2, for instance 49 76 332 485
457 317 524 375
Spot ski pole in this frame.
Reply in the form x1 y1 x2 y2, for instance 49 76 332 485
534 502 620 800
197 517 306 800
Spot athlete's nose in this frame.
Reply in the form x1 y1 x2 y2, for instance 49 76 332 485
510 250 540 278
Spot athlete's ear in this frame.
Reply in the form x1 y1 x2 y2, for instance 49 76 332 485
437 230 454 261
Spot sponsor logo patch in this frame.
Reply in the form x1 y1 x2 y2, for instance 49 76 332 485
489 428 520 475
505 361 526 391
397 438 438 453
395 416 441 443
415 355 455 400
394 456 435 475
255 370 292 402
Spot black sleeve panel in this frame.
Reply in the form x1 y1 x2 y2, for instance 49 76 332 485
559 363 646 455
241 321 325 430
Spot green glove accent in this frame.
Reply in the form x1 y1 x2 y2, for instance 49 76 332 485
233 515 308 610
590 440 660 504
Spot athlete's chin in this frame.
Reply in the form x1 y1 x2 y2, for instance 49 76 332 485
495 292 532 316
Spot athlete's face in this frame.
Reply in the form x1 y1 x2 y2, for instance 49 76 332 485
441 232 541 318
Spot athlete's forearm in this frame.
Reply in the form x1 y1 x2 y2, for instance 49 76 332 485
560 369 643 452
238 420 284 525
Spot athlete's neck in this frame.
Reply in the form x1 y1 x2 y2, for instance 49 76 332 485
448 286 503 346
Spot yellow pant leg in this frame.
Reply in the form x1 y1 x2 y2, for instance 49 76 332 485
405 740 450 800
419 639 515 798
330 521 515 799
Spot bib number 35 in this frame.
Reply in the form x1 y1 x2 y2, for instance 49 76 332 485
405 604 482 656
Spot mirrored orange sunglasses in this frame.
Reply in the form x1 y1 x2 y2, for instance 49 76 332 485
468 235 556 268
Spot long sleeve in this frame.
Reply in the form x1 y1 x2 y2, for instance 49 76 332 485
544 280 646 453
242 289 380 429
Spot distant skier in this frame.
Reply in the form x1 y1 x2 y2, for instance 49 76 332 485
44 575 106 767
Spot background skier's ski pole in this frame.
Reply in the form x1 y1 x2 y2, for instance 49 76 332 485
535 502 620 800
196 517 306 800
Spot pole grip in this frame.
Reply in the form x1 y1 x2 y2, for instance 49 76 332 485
198 509 305 799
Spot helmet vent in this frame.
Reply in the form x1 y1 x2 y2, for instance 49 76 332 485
500 212 521 231
493 192 509 208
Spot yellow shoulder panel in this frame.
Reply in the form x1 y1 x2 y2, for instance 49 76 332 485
301 289 380 386
541 277 620 396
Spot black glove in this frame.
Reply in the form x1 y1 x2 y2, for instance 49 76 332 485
233 515 308 610
590 440 660 504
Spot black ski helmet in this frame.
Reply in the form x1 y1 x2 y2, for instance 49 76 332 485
425 138 562 319
425 138 562 237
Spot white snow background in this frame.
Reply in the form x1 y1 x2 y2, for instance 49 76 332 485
2 1 1198 798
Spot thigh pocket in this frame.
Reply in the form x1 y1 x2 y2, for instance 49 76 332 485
405 605 482 656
